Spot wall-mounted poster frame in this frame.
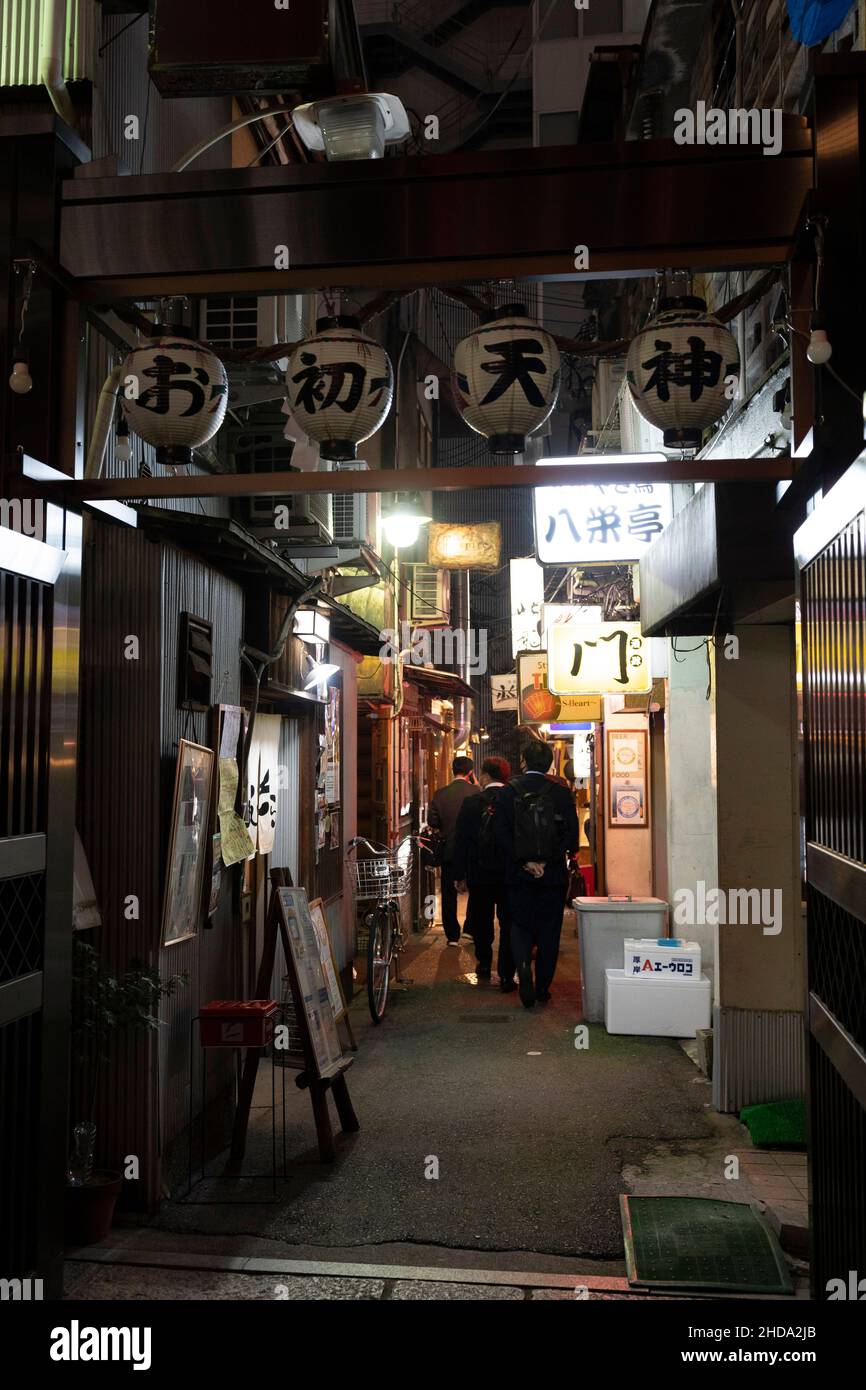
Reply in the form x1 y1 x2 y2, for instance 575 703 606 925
606 727 648 830
161 739 215 945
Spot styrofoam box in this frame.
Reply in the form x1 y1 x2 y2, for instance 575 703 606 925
624 937 701 980
575 897 669 1023
605 969 711 1037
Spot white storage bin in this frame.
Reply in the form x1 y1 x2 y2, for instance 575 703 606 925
624 937 702 980
604 968 711 1037
575 897 669 1023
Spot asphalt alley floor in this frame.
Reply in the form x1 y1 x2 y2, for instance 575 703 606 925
142 916 723 1261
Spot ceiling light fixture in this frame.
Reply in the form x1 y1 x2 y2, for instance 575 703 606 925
381 493 432 550
292 93 410 161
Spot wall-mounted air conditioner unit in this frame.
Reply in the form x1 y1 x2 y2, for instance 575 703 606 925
407 564 449 626
200 295 308 360
332 461 379 550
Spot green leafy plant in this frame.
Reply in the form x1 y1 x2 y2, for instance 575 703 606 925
71 936 188 1121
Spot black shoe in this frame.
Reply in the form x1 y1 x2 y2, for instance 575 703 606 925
536 989 551 1004
517 961 535 1009
477 967 492 980
499 979 517 994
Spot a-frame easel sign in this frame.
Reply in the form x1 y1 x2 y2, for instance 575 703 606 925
231 871 359 1164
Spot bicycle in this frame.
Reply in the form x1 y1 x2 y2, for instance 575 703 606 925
347 834 425 1024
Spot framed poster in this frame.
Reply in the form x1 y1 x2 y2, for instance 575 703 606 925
607 728 648 829
308 897 348 1023
162 740 215 946
277 888 343 1080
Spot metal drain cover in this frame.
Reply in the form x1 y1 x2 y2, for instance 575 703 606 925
458 1014 512 1023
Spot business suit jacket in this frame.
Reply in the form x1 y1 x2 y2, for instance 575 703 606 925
495 771 580 886
452 783 507 887
427 778 482 860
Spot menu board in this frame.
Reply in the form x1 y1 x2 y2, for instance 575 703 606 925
277 888 343 1080
607 727 648 829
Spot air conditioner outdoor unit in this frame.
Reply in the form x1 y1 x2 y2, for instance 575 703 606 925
200 294 307 358
407 564 449 626
331 461 379 549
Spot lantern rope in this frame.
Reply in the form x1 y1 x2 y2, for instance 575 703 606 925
107 268 781 366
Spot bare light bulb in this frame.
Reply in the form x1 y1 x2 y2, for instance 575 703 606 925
9 350 32 394
115 420 132 462
806 329 832 365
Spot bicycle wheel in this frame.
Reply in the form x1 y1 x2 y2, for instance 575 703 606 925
367 905 393 1024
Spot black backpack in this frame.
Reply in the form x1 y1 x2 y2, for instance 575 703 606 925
475 792 500 876
511 778 563 863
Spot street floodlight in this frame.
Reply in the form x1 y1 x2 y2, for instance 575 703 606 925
381 492 432 550
292 94 410 162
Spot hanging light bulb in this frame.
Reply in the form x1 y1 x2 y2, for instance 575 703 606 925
8 345 32 395
381 492 432 549
114 418 132 462
806 315 832 365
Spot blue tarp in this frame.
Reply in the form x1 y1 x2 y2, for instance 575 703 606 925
787 0 854 45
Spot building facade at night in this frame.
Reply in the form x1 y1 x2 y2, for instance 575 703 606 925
0 0 864 1326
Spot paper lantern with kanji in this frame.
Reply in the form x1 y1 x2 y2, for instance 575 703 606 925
285 316 393 462
452 303 560 455
121 332 228 469
626 296 739 450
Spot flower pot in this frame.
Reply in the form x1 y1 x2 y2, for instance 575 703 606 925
64 1170 122 1247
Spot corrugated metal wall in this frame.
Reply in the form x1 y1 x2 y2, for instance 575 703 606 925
158 544 244 1159
78 522 245 1207
713 1006 806 1112
0 1 99 87
91 13 233 176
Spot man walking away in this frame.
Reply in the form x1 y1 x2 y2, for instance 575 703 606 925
496 741 580 1007
452 757 516 989
427 755 482 946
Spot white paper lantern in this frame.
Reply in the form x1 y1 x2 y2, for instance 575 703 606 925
626 297 740 449
452 303 560 455
121 332 227 468
285 316 393 462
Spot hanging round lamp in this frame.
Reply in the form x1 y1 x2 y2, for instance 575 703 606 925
625 296 740 450
285 316 393 462
452 303 560 455
120 327 228 469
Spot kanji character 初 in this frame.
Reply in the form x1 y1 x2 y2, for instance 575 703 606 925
291 353 367 414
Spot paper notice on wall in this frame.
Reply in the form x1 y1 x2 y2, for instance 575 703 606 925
218 756 255 865
219 706 242 758
252 714 281 854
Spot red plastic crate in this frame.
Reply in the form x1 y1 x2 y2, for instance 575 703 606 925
199 1000 277 1048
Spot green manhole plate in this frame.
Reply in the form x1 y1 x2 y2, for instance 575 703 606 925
621 1196 793 1294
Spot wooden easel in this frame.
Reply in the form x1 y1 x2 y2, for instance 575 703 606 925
231 868 359 1163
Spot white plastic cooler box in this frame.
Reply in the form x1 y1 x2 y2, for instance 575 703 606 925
574 897 669 1023
605 969 711 1037
625 937 702 979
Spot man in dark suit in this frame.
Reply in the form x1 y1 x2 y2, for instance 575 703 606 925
427 755 482 945
495 740 580 1007
452 756 516 988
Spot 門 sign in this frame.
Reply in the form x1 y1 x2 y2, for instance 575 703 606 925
533 471 673 564
547 621 651 696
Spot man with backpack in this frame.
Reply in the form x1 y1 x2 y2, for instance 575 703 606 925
495 741 580 1008
452 757 516 988
427 755 482 945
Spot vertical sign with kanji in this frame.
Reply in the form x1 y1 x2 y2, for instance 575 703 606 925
510 557 544 657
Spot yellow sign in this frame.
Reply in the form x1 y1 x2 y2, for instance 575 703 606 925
548 621 651 695
427 522 501 570
517 652 603 725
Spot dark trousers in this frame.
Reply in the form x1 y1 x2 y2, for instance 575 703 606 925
440 862 462 943
508 881 568 992
467 883 515 979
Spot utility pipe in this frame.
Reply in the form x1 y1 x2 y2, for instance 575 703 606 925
84 364 124 481
39 0 79 133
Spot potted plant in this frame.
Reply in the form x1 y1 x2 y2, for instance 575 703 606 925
65 937 187 1246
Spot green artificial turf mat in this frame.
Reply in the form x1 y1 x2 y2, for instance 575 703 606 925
620 1196 793 1294
740 1098 807 1149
